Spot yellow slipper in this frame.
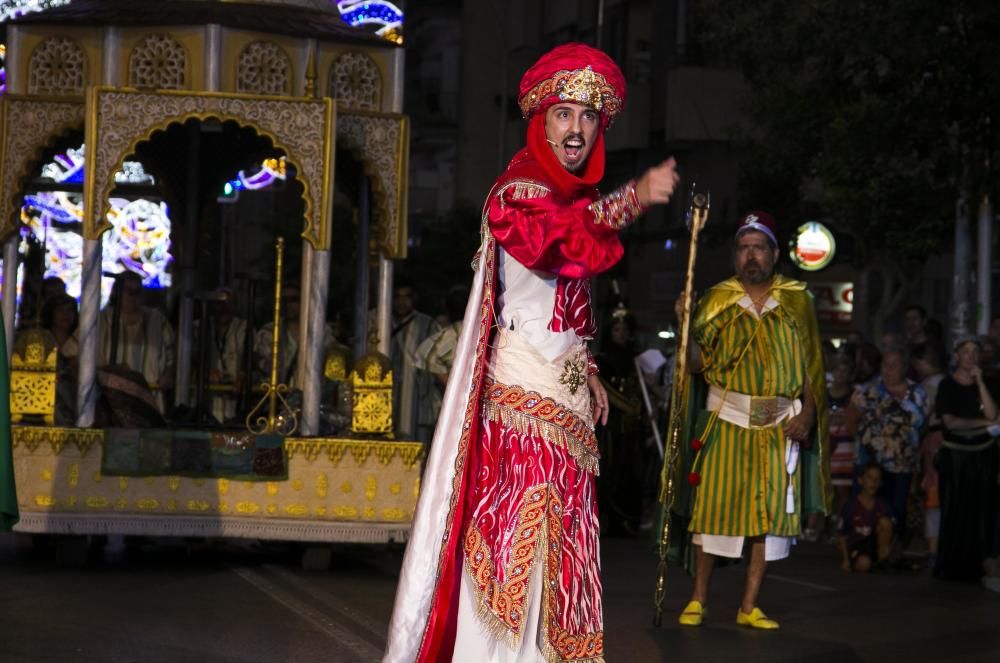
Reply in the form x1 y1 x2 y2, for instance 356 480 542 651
736 607 779 630
678 600 706 626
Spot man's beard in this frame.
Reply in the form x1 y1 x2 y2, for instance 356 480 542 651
561 132 586 172
738 260 773 285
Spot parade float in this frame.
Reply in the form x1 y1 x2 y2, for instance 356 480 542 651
0 0 422 554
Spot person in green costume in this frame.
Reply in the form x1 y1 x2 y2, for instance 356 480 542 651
673 211 828 630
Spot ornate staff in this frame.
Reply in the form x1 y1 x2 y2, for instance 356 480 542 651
653 189 710 627
246 237 297 436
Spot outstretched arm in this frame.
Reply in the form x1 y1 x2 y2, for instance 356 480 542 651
488 158 680 279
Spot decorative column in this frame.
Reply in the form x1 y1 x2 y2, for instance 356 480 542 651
377 258 393 356
5 26 22 93
2 238 17 361
75 26 122 425
377 48 405 356
174 122 201 407
977 195 993 335
297 40 319 402
297 242 313 380
353 177 372 360
1 28 26 355
300 245 330 436
387 47 406 114
204 24 222 91
102 26 120 84
76 239 102 426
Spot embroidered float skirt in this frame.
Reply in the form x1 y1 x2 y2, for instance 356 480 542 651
456 328 604 663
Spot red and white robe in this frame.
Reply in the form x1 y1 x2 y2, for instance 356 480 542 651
383 148 645 663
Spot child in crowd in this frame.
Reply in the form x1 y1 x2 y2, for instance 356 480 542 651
838 464 895 573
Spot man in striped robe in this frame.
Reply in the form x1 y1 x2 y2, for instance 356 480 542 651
677 211 829 630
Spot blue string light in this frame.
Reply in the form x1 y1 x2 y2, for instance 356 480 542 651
337 1 403 30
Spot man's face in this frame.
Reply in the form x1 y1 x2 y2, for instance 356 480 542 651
734 231 777 285
53 300 76 330
610 320 629 346
544 103 601 173
119 279 142 313
394 286 416 318
955 341 980 371
832 361 852 385
904 309 925 339
880 350 906 384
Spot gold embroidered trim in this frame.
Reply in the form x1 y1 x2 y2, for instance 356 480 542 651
464 485 547 648
464 485 605 663
588 180 643 230
482 381 600 475
540 492 605 663
519 66 623 126
497 179 552 208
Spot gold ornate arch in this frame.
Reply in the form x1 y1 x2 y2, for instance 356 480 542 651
337 110 409 259
0 94 85 243
83 87 335 249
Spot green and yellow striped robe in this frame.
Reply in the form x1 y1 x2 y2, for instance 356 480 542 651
688 299 805 538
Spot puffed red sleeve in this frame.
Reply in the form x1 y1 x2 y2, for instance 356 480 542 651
487 180 645 279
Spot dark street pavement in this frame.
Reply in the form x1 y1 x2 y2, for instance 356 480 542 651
0 533 997 663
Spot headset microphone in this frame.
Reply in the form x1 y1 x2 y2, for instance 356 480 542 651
546 139 558 147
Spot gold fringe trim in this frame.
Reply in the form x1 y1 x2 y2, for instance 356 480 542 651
482 399 600 475
463 555 531 651
541 635 605 663
464 517 605 663
537 517 605 663
496 179 552 208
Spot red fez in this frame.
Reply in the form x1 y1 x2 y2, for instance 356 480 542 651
518 43 626 128
737 211 778 247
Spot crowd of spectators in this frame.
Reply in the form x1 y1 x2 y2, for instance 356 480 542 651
824 306 1000 592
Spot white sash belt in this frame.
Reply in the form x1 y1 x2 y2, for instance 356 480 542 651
707 385 801 429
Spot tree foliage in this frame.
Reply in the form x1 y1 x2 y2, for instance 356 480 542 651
701 0 1000 264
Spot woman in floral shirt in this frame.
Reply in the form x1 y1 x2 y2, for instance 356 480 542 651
847 347 928 539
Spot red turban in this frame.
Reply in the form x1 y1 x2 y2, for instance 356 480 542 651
518 43 626 128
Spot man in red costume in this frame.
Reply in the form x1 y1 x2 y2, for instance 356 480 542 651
383 43 679 663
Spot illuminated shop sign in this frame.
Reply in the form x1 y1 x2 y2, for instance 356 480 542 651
810 281 853 325
790 221 836 271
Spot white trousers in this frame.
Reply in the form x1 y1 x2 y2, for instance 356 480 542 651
452 565 546 663
693 533 793 561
